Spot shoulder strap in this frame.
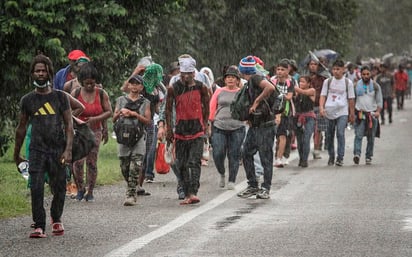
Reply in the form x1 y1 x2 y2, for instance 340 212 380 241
99 88 104 103
74 87 81 98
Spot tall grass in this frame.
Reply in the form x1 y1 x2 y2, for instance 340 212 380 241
0 135 122 219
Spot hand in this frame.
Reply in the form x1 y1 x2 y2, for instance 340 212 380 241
319 108 326 117
157 126 166 139
349 113 355 124
102 130 109 145
166 129 174 144
61 150 72 166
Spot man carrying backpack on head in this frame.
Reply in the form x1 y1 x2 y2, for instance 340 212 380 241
236 56 277 200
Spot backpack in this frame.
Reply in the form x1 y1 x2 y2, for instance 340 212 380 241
113 97 145 147
72 117 96 161
230 83 252 121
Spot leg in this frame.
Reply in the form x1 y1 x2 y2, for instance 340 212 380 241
336 115 348 161
242 127 258 188
211 127 227 177
48 155 67 224
227 126 246 183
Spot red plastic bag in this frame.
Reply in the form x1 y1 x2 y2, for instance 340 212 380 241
155 139 170 174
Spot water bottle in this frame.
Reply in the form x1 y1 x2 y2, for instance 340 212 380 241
18 161 29 180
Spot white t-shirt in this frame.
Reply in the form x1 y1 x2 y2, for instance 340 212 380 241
321 77 355 119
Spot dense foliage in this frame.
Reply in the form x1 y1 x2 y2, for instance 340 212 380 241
1 0 411 156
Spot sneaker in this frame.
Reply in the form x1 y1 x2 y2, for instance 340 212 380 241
76 190 85 201
227 182 235 190
300 160 308 168
256 188 270 199
84 192 94 202
145 177 154 183
282 157 289 166
313 150 322 159
219 175 225 188
52 222 64 236
274 158 284 168
366 158 372 165
177 185 185 200
123 196 137 206
237 186 258 198
30 228 47 238
328 157 335 166
353 155 360 165
335 159 343 166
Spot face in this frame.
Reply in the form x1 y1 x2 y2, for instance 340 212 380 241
128 81 143 93
308 61 319 73
361 69 371 83
32 63 49 84
180 71 195 86
299 77 309 89
81 78 97 92
276 66 288 79
224 75 239 87
332 66 345 79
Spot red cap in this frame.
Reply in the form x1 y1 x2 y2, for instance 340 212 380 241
253 56 264 68
67 50 87 61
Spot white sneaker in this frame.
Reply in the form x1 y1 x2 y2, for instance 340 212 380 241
274 158 284 168
282 157 289 166
227 182 235 190
219 175 225 188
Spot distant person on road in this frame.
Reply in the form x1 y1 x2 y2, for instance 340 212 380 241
113 75 151 206
319 59 355 166
14 54 74 238
165 55 210 205
376 63 395 125
236 56 277 200
352 66 383 165
208 66 245 190
394 63 409 110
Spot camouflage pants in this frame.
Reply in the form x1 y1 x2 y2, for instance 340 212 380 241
120 154 144 197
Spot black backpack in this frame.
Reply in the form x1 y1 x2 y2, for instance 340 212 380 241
113 97 145 147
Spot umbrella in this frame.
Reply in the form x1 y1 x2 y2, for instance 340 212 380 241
312 49 339 60
300 49 339 70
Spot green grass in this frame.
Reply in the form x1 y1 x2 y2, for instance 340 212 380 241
0 134 123 219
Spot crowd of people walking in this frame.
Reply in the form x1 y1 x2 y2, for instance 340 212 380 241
13 50 411 238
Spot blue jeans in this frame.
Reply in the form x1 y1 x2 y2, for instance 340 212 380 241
296 117 315 161
326 115 348 161
242 125 276 191
144 122 157 179
353 117 378 159
211 126 245 183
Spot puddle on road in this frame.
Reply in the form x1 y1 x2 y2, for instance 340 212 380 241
213 201 265 230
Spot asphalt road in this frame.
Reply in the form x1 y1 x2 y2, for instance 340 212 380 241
1 103 412 257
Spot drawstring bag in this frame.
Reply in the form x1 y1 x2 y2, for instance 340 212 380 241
155 139 170 174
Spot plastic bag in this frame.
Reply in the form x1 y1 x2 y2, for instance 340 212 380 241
155 139 170 174
202 139 210 160
164 141 175 165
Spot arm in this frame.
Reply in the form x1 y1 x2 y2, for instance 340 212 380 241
250 79 275 113
201 84 210 132
295 87 316 102
65 91 85 117
13 113 29 167
61 107 74 164
319 95 326 117
165 86 175 143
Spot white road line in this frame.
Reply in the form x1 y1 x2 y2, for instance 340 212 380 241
402 180 412 232
105 181 248 257
106 150 300 257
